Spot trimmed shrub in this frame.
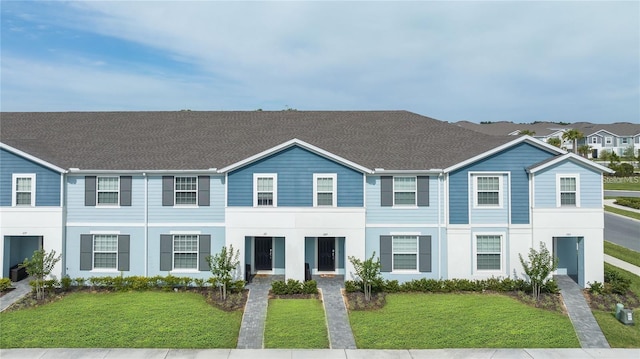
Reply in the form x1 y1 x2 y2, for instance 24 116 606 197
73 277 86 287
302 280 318 294
0 278 12 292
271 280 288 295
345 280 361 293
60 275 72 292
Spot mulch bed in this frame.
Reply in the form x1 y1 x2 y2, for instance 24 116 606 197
583 290 640 312
3 287 249 313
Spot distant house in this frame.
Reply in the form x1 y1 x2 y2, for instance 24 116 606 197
1 111 612 288
455 121 640 159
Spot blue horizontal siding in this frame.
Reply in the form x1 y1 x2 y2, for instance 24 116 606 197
227 146 363 207
365 176 440 224
147 175 225 223
534 160 603 208
0 148 61 206
67 175 145 223
469 174 509 224
449 143 554 224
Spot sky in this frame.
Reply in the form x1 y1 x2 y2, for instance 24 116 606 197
1 1 638 124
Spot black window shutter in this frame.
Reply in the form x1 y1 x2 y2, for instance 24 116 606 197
381 176 393 207
162 176 174 206
85 176 96 206
380 235 392 272
80 234 93 270
118 235 130 271
417 176 429 207
120 176 132 206
198 176 210 206
160 234 173 271
419 236 432 272
199 235 211 271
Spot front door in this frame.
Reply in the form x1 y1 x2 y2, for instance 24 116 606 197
255 237 272 271
318 237 335 271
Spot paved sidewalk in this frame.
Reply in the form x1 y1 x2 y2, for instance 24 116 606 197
604 199 640 215
0 278 31 312
236 275 281 349
316 276 357 349
555 275 610 348
604 254 640 276
2 348 640 359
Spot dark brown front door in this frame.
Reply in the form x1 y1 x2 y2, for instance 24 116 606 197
318 237 335 271
255 237 272 270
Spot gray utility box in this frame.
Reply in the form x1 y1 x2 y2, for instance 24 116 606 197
617 308 635 325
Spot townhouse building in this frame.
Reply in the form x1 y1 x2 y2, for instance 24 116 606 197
1 111 612 288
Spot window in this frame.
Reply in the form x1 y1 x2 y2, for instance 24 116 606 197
314 174 337 207
254 174 277 207
394 177 416 206
622 138 628 144
12 174 35 206
591 137 597 144
605 137 612 145
476 235 501 271
475 176 501 207
175 176 197 205
173 235 199 269
93 235 118 269
97 177 119 205
557 175 580 207
392 235 418 270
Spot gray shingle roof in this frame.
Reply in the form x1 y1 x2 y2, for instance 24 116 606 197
1 111 513 171
454 121 640 137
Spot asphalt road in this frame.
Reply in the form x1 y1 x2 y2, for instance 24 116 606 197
604 212 640 252
605 190 640 198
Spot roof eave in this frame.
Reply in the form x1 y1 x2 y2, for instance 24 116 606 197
0 142 67 173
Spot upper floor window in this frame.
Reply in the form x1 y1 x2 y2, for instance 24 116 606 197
93 234 118 269
175 176 197 205
475 235 502 271
591 137 598 144
254 174 277 207
97 177 119 205
474 175 502 207
12 174 36 206
621 138 629 144
314 174 337 207
392 235 418 270
394 177 416 206
605 137 613 145
557 175 580 207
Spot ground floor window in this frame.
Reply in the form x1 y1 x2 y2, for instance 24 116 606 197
476 235 501 271
393 235 418 270
173 235 199 269
93 234 118 269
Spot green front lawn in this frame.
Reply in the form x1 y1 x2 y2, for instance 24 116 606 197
264 299 329 348
604 180 640 191
0 291 242 348
592 264 640 348
604 241 640 268
349 293 578 348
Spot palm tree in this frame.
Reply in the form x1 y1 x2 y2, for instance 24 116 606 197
519 129 536 136
578 144 591 158
547 137 562 148
562 129 584 154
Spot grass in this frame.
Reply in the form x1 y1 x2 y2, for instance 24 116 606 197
604 180 640 191
0 291 242 348
604 241 640 267
591 264 640 348
264 299 329 348
605 205 640 220
349 293 579 348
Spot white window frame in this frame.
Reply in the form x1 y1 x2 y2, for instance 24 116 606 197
172 234 199 270
313 173 337 207
556 174 580 207
96 176 119 206
605 137 613 145
393 176 417 207
392 235 418 272
174 176 198 206
93 234 118 270
253 173 277 207
12 173 36 206
591 137 598 144
621 138 628 144
472 174 503 208
473 233 504 274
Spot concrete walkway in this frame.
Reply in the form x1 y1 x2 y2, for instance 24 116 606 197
604 199 640 214
0 277 31 312
316 276 357 349
555 275 610 348
604 254 640 276
2 348 640 358
236 275 281 349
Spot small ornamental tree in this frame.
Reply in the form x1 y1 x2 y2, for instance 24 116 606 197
519 242 558 301
20 249 61 300
348 252 382 301
206 245 240 300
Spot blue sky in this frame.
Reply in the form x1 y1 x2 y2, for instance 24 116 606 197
1 1 638 123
